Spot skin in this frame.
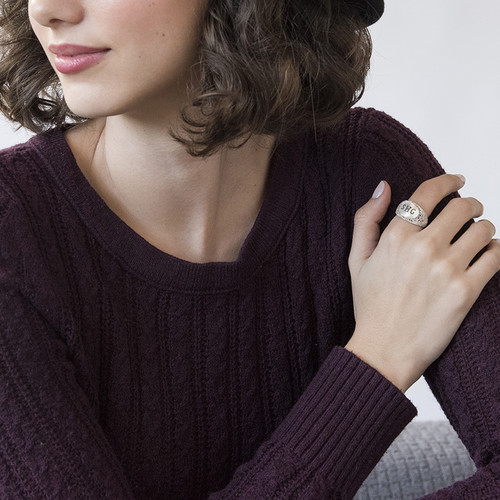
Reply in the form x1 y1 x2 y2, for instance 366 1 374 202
347 175 500 392
28 0 276 263
28 1 500 391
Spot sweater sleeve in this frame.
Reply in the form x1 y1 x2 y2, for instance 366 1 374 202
351 108 500 499
0 187 418 499
209 346 417 499
0 197 136 499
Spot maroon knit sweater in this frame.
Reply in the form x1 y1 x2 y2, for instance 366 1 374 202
0 108 498 499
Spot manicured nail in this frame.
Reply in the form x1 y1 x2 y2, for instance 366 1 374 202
454 174 466 184
372 181 385 199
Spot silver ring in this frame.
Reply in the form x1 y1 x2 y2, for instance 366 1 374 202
395 200 428 228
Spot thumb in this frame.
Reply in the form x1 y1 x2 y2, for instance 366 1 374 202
348 180 392 274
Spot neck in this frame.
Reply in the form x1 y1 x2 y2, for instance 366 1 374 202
65 116 276 263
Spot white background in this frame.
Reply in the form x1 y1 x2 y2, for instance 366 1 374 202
1 1 499 420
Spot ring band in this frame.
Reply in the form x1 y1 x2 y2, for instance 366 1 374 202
395 200 428 228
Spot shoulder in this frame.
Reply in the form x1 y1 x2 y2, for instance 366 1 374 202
0 131 65 276
0 129 70 238
311 107 451 230
0 139 34 201
0 131 75 326
0 134 50 256
0 130 64 204
0 138 38 242
289 107 444 206
0 137 44 264
318 107 440 169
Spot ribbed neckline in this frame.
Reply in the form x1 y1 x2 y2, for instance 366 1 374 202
29 128 308 292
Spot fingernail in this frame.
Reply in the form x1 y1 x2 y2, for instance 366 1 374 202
454 174 466 184
372 181 385 199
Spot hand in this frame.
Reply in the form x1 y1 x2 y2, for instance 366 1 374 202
346 174 500 392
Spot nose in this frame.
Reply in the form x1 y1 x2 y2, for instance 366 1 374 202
28 0 84 28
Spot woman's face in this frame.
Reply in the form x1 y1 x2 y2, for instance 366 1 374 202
28 0 208 120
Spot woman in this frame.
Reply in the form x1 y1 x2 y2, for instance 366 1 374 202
0 0 498 498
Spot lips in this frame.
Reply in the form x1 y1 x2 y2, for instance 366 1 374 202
48 44 110 74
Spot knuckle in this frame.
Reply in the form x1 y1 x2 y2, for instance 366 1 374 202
474 220 496 239
420 173 461 191
447 197 465 209
413 175 473 213
410 236 439 260
467 197 484 217
473 197 485 215
418 177 434 188
447 197 483 218
385 225 406 247
416 179 441 199
448 279 472 307
432 257 457 280
448 198 462 210
354 206 369 223
347 254 354 269
446 198 462 211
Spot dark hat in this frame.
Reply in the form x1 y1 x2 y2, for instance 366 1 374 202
347 0 385 26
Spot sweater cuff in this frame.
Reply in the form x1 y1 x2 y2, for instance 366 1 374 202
271 346 417 495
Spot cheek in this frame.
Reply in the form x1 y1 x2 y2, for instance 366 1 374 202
114 1 205 49
104 1 202 40
113 5 204 82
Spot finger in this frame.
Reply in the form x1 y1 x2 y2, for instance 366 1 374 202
348 181 392 273
450 219 497 270
425 197 484 245
388 174 465 233
466 239 500 288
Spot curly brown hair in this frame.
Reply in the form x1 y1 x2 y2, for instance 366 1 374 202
0 0 372 156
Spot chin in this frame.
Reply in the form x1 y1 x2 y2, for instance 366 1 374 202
61 83 187 124
60 83 124 117
63 98 125 121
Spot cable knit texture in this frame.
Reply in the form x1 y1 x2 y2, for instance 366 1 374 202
0 107 498 499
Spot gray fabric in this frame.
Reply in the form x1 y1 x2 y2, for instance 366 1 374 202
355 421 477 499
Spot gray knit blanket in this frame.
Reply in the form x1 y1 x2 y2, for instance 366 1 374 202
355 421 477 499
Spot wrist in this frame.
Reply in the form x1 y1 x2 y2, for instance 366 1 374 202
344 338 415 393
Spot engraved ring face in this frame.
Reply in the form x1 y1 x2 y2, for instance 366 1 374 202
395 200 428 228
